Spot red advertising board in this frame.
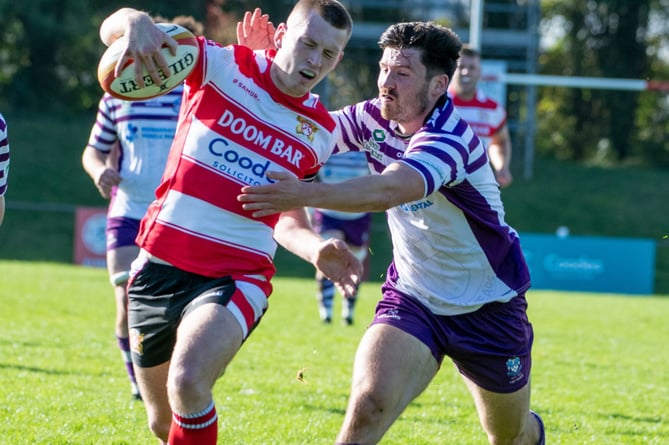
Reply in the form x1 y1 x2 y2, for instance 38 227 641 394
73 206 107 268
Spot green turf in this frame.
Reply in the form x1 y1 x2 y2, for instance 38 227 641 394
1 261 667 444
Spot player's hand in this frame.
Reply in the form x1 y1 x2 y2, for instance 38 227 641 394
495 167 513 188
117 15 177 87
313 238 362 298
236 8 276 51
238 171 305 217
95 167 122 199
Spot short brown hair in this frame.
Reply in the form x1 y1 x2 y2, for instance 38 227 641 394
290 0 353 38
378 22 462 80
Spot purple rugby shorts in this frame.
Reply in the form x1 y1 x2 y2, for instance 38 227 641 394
371 284 534 394
106 216 140 250
311 210 371 247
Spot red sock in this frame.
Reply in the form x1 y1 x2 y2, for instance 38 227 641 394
168 401 218 445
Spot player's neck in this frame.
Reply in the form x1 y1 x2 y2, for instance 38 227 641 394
456 87 477 101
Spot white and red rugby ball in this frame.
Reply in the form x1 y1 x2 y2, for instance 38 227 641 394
97 23 199 100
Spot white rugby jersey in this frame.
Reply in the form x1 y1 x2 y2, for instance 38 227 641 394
0 113 9 196
137 40 336 281
316 151 370 219
331 96 530 315
448 88 506 149
86 87 183 219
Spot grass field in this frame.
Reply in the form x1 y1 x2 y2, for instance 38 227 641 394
1 260 668 444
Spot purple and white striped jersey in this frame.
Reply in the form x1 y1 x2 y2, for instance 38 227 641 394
86 87 183 219
0 113 9 196
331 96 530 315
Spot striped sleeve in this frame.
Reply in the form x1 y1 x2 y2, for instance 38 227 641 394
0 113 9 196
86 94 118 153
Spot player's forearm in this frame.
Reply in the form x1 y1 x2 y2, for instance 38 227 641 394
100 8 151 46
305 165 424 213
274 209 323 265
81 148 108 181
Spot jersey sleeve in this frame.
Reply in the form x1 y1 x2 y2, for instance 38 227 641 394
403 131 475 195
0 113 9 196
330 103 367 155
86 95 118 153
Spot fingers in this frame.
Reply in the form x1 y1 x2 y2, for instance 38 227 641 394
116 30 177 87
236 19 245 44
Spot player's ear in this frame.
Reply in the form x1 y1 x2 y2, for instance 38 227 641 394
274 22 287 49
430 73 448 98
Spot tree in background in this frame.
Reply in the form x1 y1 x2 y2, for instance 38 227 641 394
537 0 669 166
0 0 267 113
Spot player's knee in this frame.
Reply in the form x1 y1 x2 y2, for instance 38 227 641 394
167 367 210 404
349 384 392 423
110 270 130 286
147 414 170 442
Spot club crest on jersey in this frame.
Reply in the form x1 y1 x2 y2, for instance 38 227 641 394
130 328 144 356
296 116 318 142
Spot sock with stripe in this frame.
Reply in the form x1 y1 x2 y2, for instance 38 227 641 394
116 336 140 398
168 401 218 445
318 277 335 322
531 410 545 445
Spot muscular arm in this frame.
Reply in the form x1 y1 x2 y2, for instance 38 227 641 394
487 124 513 187
274 209 362 297
239 162 425 217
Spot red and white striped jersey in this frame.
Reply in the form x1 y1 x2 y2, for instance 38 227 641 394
448 89 506 148
137 39 336 282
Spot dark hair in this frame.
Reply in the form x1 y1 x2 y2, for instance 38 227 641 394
460 44 481 58
290 0 353 38
378 22 462 80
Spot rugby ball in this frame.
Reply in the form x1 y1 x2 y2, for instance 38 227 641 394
97 23 199 100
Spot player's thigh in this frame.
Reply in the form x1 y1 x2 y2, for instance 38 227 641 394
461 374 531 439
107 244 140 276
171 302 244 387
352 324 438 411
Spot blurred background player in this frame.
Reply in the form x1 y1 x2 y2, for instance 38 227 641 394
449 44 513 187
0 112 9 226
81 15 203 400
312 151 371 325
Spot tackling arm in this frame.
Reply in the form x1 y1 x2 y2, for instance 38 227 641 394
239 161 425 218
